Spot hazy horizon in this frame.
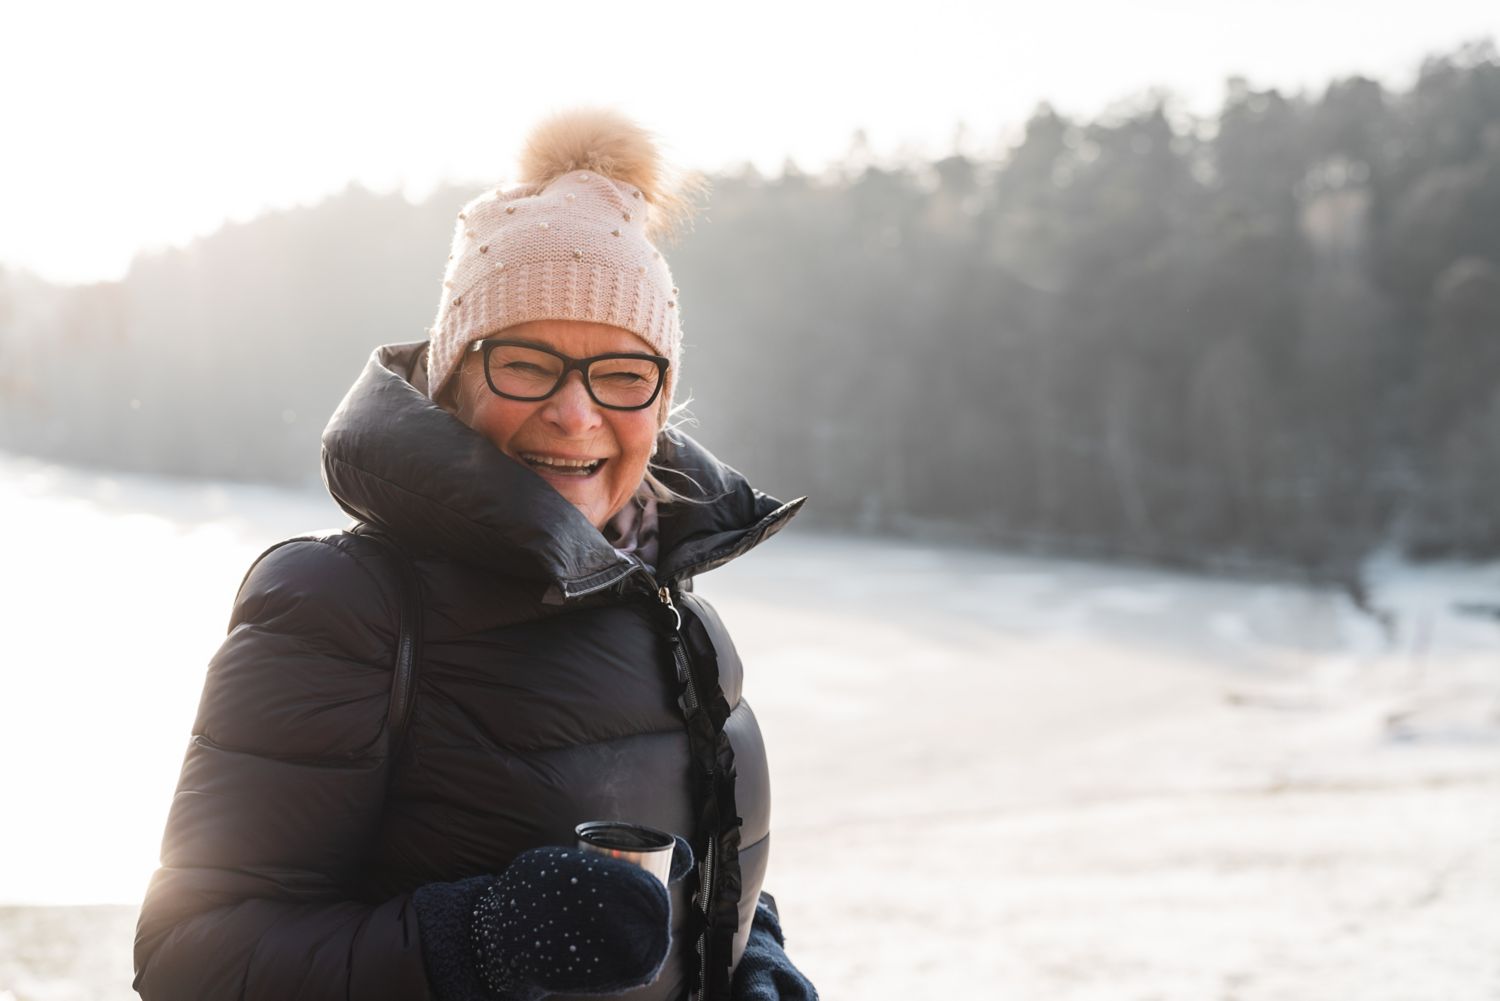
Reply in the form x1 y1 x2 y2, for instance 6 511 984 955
5 0 1498 285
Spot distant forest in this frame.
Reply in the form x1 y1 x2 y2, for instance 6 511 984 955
4 42 1500 579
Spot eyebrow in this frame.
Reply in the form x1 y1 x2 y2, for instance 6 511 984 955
477 337 661 358
499 336 553 350
470 336 554 353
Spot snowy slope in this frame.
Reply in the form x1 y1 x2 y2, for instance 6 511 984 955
1 453 1497 1000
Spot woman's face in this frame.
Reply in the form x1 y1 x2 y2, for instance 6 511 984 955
448 319 661 530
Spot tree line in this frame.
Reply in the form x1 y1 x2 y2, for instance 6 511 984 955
3 41 1499 579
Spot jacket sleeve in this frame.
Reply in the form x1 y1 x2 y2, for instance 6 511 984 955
133 538 434 1001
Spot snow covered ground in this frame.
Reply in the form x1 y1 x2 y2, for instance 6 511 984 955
2 452 1498 1000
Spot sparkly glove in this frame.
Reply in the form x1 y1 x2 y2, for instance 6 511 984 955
413 838 693 1001
731 893 819 1001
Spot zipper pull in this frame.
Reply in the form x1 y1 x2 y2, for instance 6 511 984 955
657 586 689 684
657 584 682 632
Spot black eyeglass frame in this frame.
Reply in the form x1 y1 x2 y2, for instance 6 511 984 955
468 338 671 411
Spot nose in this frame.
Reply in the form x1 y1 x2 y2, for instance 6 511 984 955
539 370 604 435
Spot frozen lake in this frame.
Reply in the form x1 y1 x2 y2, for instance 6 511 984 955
2 452 1498 1000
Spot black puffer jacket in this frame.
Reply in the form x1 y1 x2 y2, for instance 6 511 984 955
133 341 804 1001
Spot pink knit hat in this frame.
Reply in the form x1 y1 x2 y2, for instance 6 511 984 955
426 109 695 418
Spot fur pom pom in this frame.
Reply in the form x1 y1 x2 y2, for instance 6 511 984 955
518 107 705 242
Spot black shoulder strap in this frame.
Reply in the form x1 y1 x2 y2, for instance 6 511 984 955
237 530 423 756
354 529 424 754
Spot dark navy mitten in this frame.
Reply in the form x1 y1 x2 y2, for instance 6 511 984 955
731 893 818 1001
413 838 693 1001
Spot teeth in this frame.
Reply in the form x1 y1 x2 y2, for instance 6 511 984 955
521 453 603 471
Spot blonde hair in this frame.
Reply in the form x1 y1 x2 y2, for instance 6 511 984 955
639 397 711 507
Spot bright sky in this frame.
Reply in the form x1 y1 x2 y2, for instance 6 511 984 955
3 0 1497 285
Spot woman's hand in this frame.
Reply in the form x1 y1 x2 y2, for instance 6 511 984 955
472 847 669 999
414 838 694 1001
731 894 819 1001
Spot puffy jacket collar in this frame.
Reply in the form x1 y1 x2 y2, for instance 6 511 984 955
320 341 804 596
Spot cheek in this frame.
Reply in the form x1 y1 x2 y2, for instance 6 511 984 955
460 393 531 447
607 415 659 474
623 415 659 458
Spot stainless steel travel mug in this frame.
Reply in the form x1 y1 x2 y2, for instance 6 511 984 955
574 821 676 887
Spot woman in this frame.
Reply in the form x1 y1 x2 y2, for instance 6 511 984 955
133 108 817 1001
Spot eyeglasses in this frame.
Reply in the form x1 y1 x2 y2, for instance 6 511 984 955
468 339 670 411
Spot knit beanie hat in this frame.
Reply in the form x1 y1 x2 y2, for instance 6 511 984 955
426 108 699 420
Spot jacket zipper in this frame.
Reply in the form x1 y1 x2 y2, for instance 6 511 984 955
657 583 714 1001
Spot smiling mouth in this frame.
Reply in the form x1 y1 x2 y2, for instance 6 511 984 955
519 452 606 477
